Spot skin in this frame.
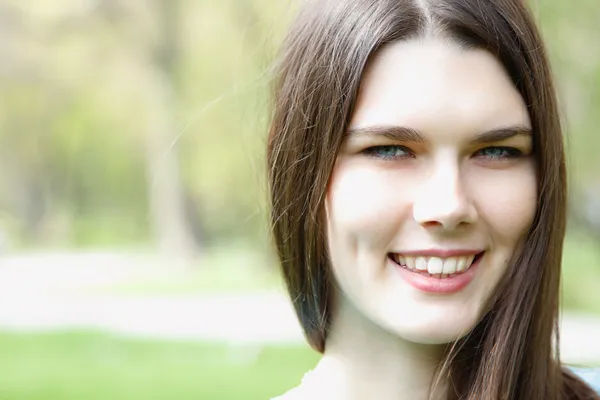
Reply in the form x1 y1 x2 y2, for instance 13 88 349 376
288 37 537 399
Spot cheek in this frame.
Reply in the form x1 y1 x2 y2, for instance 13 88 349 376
326 163 409 246
469 164 537 242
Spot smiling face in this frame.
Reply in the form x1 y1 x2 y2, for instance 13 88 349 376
325 37 537 344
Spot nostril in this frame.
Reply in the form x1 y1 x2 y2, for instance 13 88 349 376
420 220 470 230
420 221 444 229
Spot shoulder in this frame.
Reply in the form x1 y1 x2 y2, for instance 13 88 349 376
270 386 305 400
570 367 600 394
270 370 324 400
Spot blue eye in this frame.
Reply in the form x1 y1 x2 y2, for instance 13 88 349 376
475 146 522 160
364 145 414 160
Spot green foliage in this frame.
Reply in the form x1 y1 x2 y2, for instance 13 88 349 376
562 231 600 313
536 0 600 183
0 331 319 400
0 1 598 251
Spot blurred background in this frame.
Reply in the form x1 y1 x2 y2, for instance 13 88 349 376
0 0 598 399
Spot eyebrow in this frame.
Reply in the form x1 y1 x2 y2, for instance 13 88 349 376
347 125 532 144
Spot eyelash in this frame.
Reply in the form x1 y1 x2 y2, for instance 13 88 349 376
473 146 523 160
363 145 415 160
363 145 524 161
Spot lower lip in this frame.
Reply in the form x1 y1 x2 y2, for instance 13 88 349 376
392 255 482 294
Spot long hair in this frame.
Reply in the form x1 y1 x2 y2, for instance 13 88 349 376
266 0 599 399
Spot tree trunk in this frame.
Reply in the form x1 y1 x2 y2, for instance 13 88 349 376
144 0 199 262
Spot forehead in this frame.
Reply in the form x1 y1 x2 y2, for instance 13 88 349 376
349 37 531 136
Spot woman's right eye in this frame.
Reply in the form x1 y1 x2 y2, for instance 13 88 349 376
362 145 415 160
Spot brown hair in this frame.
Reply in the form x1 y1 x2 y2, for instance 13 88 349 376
267 0 599 399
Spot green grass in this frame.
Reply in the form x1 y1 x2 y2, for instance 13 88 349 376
0 329 597 400
0 331 320 400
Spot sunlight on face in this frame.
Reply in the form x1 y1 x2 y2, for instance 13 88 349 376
326 37 537 344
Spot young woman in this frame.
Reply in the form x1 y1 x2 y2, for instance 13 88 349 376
266 0 600 399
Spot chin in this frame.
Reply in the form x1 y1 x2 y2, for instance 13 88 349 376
399 327 473 345
378 307 483 345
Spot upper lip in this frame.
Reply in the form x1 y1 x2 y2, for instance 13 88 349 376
391 249 485 258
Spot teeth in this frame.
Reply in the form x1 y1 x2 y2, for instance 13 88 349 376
426 257 444 274
442 258 457 274
395 254 481 274
467 255 475 268
456 257 467 272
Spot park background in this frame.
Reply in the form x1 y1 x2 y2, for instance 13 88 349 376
0 1 599 399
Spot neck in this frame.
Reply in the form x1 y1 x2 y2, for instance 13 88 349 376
305 294 449 400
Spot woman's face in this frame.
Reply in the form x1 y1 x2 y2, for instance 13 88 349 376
326 37 537 344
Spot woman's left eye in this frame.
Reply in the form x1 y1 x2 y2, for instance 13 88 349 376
474 146 523 160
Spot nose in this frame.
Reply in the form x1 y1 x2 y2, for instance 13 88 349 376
412 162 478 231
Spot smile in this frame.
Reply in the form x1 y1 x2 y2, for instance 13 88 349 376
389 252 484 277
389 251 485 294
